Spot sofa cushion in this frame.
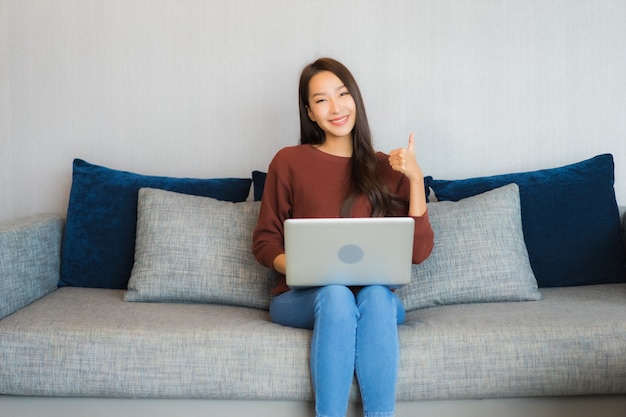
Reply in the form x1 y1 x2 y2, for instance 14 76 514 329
398 183 541 311
124 188 274 309
2 285 625 400
428 154 626 287
59 159 252 290
0 288 309 400
399 283 626 400
252 170 267 202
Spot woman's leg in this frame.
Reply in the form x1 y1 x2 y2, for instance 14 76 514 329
354 285 405 417
270 285 359 417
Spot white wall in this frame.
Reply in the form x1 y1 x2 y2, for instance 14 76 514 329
1 0 625 222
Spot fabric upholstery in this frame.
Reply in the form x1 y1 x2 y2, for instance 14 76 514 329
428 154 625 287
125 188 274 309
59 159 252 290
252 170 267 202
1 285 625 400
398 183 541 311
0 214 63 320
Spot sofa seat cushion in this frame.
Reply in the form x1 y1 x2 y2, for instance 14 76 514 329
0 288 311 400
1 286 625 401
399 284 626 400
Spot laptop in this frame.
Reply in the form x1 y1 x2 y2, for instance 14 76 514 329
284 217 415 289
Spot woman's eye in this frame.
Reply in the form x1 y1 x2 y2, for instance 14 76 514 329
340 91 350 96
315 99 327 104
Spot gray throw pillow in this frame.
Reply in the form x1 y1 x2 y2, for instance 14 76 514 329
398 183 541 311
124 188 274 310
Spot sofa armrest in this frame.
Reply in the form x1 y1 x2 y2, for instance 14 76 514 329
0 214 64 320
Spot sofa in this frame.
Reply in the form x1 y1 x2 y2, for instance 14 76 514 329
1 155 626 417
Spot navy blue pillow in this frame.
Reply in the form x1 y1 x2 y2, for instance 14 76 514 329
428 154 625 287
60 159 252 289
252 170 267 202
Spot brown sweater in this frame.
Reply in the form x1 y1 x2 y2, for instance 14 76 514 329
253 145 435 295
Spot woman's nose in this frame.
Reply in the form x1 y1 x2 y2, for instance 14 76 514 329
329 98 340 114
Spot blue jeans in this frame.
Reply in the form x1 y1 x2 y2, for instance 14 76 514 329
270 285 406 417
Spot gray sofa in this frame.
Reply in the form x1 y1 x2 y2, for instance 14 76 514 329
1 158 626 417
1 213 626 416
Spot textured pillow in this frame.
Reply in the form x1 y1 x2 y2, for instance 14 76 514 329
124 188 274 310
252 170 267 202
398 183 541 311
60 159 252 289
428 154 625 287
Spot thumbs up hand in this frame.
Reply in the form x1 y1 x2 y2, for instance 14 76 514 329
406 132 415 154
388 132 423 182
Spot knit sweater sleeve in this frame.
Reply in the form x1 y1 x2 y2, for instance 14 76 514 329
410 211 434 264
252 150 291 270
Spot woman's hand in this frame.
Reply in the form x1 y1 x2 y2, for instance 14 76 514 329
273 253 287 275
388 133 423 182
389 133 427 217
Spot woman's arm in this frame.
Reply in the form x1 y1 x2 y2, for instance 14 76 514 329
388 133 434 263
252 153 290 271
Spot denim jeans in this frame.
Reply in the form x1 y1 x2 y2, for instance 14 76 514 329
270 285 406 417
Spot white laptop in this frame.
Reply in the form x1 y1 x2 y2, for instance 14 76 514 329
284 217 415 289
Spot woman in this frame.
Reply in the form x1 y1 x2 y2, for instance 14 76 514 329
253 57 434 417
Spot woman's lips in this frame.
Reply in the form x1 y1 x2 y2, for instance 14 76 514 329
330 115 349 126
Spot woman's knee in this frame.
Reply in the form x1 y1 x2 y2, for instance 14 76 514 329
270 289 318 329
314 285 358 318
357 285 405 323
357 285 393 305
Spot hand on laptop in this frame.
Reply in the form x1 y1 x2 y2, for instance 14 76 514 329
273 253 287 275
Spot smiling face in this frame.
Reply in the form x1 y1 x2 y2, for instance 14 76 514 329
306 71 357 143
